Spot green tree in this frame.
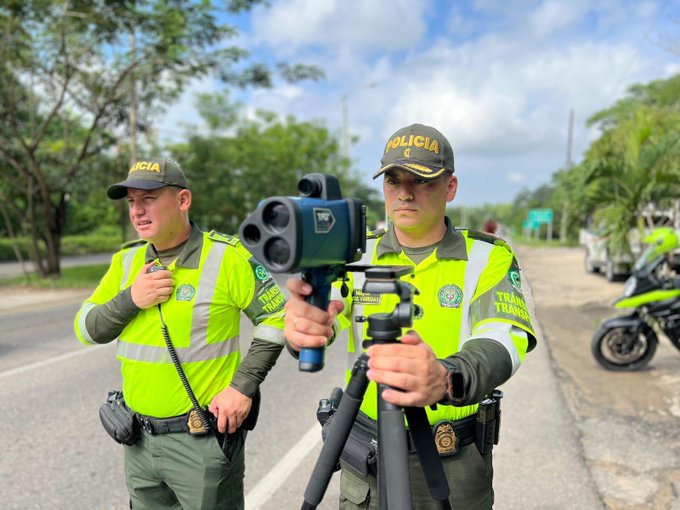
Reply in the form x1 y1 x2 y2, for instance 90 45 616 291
584 104 680 254
0 0 322 276
170 94 378 233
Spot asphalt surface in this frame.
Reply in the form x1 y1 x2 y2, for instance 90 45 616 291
0 253 606 509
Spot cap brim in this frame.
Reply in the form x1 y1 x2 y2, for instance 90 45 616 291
373 163 451 181
106 179 167 200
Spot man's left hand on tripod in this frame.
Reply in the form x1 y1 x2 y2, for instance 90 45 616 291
365 331 448 407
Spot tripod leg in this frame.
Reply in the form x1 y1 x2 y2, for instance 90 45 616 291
301 356 370 510
377 384 412 510
403 407 452 510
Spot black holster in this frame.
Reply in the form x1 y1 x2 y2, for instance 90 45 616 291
99 390 140 446
475 389 502 455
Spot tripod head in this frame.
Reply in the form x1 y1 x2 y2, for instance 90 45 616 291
346 264 416 343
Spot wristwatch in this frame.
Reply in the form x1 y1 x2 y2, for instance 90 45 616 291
439 359 464 403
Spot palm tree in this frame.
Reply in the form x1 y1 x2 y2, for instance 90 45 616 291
584 105 680 257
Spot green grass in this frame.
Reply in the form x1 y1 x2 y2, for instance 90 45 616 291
0 264 108 289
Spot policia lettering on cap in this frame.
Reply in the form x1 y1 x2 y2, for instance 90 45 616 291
283 123 536 509
75 157 287 510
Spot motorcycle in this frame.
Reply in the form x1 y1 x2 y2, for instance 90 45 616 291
591 227 680 370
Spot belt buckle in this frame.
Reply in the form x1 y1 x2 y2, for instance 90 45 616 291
433 421 459 456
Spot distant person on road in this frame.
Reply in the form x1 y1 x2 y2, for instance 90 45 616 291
284 123 537 509
483 219 498 235
74 157 286 510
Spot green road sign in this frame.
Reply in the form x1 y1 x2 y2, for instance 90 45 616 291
523 219 539 230
528 208 553 224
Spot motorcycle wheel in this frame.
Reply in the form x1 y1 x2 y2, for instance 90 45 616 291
591 323 658 371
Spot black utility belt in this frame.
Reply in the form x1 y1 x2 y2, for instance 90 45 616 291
411 416 478 457
136 409 209 435
317 388 503 478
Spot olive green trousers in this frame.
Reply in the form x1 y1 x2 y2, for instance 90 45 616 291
339 444 494 510
124 429 246 510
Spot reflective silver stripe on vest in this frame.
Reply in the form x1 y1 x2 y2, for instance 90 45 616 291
459 239 494 343
116 336 240 363
346 239 376 369
77 302 98 344
254 323 286 345
468 322 523 374
190 242 227 345
120 246 144 290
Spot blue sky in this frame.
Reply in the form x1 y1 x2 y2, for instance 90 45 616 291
160 0 680 206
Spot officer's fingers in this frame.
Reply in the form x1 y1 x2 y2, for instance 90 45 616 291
284 330 328 350
400 330 424 345
157 284 174 295
286 278 312 298
140 261 156 274
367 366 414 390
208 401 218 416
367 352 418 376
328 300 345 316
293 315 334 337
380 387 426 408
217 413 229 434
226 416 239 434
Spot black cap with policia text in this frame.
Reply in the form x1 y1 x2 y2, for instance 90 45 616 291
107 158 189 200
373 123 455 181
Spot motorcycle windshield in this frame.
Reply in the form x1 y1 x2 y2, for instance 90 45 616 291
633 245 661 271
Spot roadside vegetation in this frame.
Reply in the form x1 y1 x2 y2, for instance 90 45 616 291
0 264 109 289
1 3 678 284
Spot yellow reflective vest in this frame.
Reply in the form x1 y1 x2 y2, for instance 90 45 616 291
335 223 536 423
74 226 285 417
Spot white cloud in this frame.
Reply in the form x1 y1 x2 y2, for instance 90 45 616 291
507 171 528 184
528 0 586 38
250 0 427 54
154 0 680 205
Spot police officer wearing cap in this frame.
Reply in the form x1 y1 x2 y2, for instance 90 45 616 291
75 158 287 509
285 124 536 509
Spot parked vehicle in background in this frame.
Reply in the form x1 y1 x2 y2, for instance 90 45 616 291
580 227 640 282
580 203 680 282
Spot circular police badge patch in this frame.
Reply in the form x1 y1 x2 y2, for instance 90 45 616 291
509 269 521 292
438 284 463 308
254 265 270 282
175 284 196 302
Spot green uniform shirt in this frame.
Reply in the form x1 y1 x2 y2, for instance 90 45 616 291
74 223 286 417
335 219 536 423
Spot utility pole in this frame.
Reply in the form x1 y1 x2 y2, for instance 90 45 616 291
340 82 378 160
566 108 574 167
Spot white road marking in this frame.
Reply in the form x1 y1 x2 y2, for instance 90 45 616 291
0 343 112 381
245 424 322 509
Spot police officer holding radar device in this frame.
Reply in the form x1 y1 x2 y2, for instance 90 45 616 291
240 124 537 509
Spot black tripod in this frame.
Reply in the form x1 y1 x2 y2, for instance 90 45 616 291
301 266 452 510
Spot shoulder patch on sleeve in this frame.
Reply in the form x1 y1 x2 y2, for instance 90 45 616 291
121 238 147 250
465 229 512 253
208 230 240 246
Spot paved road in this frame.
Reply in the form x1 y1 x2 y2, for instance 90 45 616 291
0 265 605 509
0 253 113 279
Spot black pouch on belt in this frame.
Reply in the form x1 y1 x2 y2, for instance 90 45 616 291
321 410 378 477
99 390 140 446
